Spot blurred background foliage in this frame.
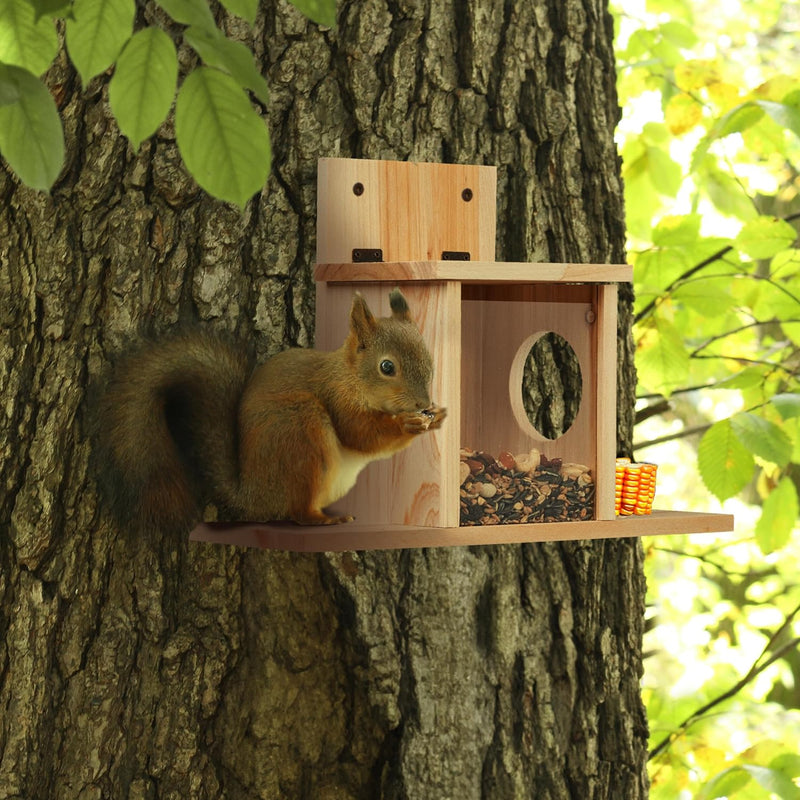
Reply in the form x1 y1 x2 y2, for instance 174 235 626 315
611 0 800 796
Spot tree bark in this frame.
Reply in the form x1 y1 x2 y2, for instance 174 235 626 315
0 1 646 798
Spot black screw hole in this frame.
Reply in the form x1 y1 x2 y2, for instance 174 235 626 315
462 188 473 202
353 182 364 196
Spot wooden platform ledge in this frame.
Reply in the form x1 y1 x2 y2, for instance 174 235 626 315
189 510 734 553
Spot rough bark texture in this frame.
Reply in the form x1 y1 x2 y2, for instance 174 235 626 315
0 1 646 798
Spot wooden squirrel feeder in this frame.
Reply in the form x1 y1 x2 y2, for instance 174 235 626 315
191 158 733 551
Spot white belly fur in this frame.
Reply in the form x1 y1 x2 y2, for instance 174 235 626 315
321 445 391 508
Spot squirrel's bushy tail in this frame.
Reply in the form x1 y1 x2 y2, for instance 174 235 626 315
96 332 250 533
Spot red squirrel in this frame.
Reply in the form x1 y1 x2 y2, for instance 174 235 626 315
97 289 446 531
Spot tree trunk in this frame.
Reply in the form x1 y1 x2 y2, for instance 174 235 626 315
0 0 646 798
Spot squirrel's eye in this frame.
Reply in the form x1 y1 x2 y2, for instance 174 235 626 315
379 359 396 376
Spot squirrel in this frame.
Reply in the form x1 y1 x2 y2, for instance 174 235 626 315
96 288 446 532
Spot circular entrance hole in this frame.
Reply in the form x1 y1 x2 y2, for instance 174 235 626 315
510 332 583 440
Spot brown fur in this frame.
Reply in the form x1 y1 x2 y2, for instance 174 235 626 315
95 290 446 531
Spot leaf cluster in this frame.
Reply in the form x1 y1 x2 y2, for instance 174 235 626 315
0 0 337 206
614 0 800 796
644 533 800 800
616 0 800 555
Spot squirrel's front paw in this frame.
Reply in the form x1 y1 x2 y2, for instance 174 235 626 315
423 405 447 430
398 406 447 434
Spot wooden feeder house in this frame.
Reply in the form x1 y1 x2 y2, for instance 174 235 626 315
192 158 733 552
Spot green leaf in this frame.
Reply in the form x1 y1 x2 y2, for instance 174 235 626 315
714 367 767 390
771 247 800 279
287 0 336 28
217 0 257 24
758 99 800 140
651 213 701 247
28 0 73 19
690 103 764 175
701 164 757 221
756 477 800 554
771 753 800 783
0 0 59 75
674 59 721 91
65 0 135 84
742 761 800 798
658 19 697 48
183 26 269 104
714 102 765 139
635 315 690 397
0 71 20 104
175 66 271 208
730 412 793 467
633 247 690 293
671 280 736 316
0 63 64 190
645 145 682 197
698 418 755 502
772 392 800 420
156 0 216 30
698 765 751 799
735 216 797 260
108 27 178 150
754 265 800 339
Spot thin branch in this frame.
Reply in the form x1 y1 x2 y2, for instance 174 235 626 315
633 394 783 451
634 243 735 324
637 379 745 401
690 353 799 375
651 545 778 580
649 601 800 761
633 422 711 451
635 399 672 425
688 318 799 357
634 210 800 326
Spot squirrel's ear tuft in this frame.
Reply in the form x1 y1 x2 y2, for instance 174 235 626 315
389 288 411 322
350 292 377 347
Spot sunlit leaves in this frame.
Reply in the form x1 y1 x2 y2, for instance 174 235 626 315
635 315 690 397
622 137 683 238
652 213 701 247
700 762 800 800
65 0 135 85
108 28 178 150
698 419 755 501
617 6 800 795
0 63 63 190
771 392 800 420
708 101 765 141
730 412 792 468
735 216 798 260
0 0 59 75
755 477 799 554
674 59 721 91
664 92 702 135
696 765 751 800
175 66 270 209
695 159 757 220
